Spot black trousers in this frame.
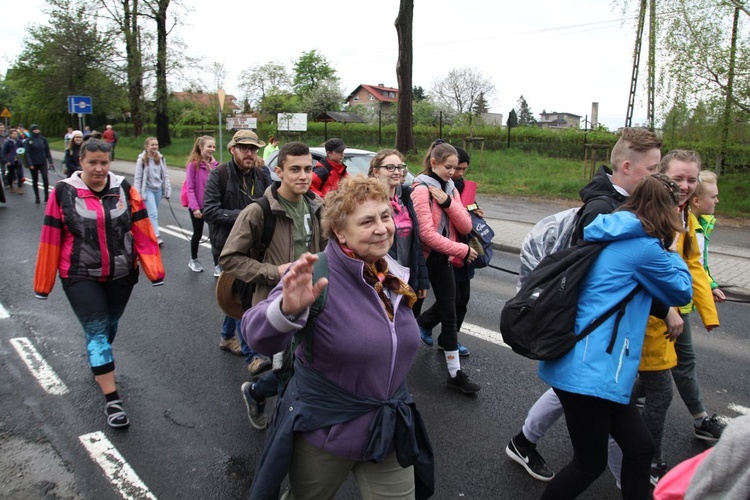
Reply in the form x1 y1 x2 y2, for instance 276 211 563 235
29 164 49 201
541 388 654 500
417 252 458 351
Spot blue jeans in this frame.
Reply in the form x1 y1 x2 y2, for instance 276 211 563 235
144 189 162 237
221 316 258 364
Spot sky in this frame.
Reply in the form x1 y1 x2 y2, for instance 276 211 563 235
0 0 650 131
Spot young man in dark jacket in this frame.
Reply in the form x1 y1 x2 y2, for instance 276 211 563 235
23 124 54 203
203 129 273 376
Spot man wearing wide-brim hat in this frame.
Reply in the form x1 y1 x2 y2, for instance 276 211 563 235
202 129 273 376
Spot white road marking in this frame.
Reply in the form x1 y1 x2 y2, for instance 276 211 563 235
462 322 511 349
729 403 750 415
79 431 157 500
9 337 69 395
160 225 211 249
0 302 9 319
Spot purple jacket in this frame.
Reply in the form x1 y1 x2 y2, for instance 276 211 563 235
185 159 218 211
242 241 420 461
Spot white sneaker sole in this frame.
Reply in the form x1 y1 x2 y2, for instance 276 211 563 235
505 444 555 482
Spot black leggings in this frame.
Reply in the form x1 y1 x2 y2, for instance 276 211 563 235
541 388 654 500
63 275 136 375
455 279 470 332
29 164 49 200
189 210 217 264
418 252 458 351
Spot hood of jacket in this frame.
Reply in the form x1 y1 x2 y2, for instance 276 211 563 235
583 211 649 244
413 173 456 198
579 165 627 205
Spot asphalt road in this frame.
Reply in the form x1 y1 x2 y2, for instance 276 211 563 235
1 183 748 499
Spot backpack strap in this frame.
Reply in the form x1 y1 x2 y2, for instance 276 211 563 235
255 196 275 263
218 163 229 194
575 284 644 351
294 251 329 362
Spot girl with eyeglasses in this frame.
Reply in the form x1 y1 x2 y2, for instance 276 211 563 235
34 139 165 429
368 149 429 315
410 140 480 395
134 137 172 246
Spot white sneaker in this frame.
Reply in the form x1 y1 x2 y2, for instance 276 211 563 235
188 259 204 273
214 265 222 277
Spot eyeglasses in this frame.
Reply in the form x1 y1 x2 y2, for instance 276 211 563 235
235 144 259 153
379 163 407 172
82 141 112 152
652 173 681 205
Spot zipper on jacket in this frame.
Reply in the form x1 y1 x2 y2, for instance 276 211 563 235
615 337 629 383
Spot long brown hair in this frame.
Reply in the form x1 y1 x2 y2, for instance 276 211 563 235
421 139 457 175
186 135 215 171
617 174 684 249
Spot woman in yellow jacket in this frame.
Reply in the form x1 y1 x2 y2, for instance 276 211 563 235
635 150 721 484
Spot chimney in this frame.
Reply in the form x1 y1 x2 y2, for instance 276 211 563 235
591 102 599 129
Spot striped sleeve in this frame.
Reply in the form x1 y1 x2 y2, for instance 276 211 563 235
128 186 165 283
33 187 64 296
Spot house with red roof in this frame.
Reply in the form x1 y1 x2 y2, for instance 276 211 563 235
346 84 399 108
171 91 242 113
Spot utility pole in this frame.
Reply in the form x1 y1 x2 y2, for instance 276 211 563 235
625 0 656 131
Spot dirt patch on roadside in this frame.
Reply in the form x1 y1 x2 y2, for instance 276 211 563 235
0 432 81 499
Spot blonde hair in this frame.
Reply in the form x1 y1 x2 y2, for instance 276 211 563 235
421 140 457 175
141 136 160 162
694 170 717 198
322 175 389 239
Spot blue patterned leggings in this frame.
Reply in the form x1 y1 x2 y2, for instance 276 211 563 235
63 275 136 375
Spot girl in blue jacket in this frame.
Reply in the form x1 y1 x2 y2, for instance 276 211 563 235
538 174 693 500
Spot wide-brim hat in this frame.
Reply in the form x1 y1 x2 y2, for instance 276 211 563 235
227 130 265 150
215 272 244 320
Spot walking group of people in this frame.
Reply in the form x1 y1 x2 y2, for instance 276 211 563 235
28 123 739 499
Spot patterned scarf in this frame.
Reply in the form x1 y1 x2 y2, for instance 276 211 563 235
340 244 417 320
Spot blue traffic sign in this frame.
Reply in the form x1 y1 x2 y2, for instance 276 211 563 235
68 96 93 114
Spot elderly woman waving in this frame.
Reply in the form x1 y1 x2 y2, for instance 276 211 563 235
242 176 434 500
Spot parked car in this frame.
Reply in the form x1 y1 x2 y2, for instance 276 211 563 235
264 147 415 186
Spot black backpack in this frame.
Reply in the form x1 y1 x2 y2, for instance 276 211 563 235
500 242 642 361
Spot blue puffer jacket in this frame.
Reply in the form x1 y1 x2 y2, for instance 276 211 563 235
539 211 692 404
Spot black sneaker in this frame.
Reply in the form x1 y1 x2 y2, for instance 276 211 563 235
694 414 725 442
241 382 267 430
650 462 668 486
505 436 555 481
446 370 480 395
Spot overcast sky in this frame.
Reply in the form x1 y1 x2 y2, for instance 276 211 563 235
0 0 649 131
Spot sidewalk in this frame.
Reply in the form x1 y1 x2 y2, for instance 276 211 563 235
49 150 750 300
483 215 750 301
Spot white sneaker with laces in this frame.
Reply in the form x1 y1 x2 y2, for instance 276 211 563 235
188 259 204 273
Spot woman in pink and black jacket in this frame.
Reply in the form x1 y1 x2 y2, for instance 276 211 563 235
184 135 218 273
410 139 479 395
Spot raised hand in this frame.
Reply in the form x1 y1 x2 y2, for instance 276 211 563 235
280 253 329 317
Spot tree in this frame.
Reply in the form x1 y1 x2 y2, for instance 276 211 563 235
298 79 344 117
6 0 125 122
142 0 175 147
239 62 292 111
98 0 145 135
430 67 495 114
395 0 415 153
516 95 536 126
413 85 427 102
506 109 518 148
292 50 337 96
473 92 489 115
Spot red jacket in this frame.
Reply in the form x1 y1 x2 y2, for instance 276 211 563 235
34 172 164 296
310 158 347 198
